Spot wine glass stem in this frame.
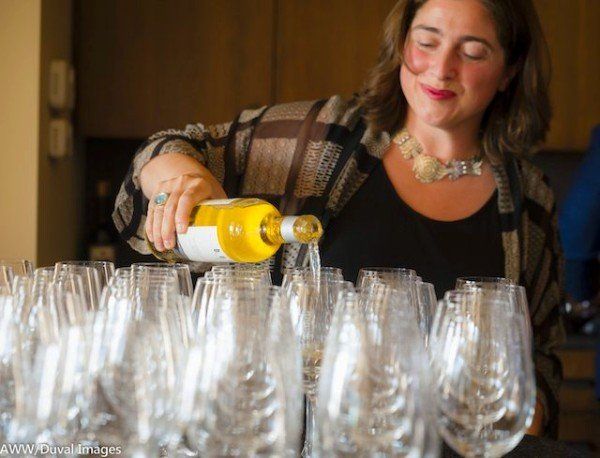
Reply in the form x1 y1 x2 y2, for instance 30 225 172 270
303 397 316 457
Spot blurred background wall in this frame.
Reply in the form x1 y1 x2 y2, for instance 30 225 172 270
0 0 41 262
37 0 83 267
0 0 81 267
75 0 600 149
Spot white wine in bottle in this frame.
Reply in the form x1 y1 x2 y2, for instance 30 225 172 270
148 198 323 263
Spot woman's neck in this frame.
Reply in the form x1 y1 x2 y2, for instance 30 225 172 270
404 112 482 162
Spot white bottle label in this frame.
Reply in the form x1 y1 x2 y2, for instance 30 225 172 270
177 226 234 263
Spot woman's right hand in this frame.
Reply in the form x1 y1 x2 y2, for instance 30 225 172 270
140 153 227 252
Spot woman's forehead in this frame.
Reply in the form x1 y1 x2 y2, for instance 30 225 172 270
411 0 500 44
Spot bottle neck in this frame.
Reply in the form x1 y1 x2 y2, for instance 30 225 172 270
261 215 286 245
261 215 323 245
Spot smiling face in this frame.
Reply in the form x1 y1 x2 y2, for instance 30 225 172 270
400 0 512 131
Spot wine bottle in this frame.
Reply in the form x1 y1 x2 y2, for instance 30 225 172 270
148 198 323 263
88 180 117 263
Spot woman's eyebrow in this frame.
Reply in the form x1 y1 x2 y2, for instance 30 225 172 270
412 24 441 34
412 24 494 49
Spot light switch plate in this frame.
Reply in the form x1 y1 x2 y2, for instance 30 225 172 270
49 118 73 159
49 59 75 112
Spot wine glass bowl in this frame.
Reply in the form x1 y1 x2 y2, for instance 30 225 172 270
430 289 535 457
317 285 438 456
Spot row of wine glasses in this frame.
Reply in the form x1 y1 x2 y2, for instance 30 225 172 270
0 258 535 457
317 283 439 456
430 279 536 457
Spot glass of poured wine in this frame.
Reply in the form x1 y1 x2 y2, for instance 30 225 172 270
286 277 353 457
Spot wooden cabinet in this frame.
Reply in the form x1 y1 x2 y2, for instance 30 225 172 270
77 0 599 149
76 0 274 137
535 0 600 150
275 0 396 103
557 344 600 450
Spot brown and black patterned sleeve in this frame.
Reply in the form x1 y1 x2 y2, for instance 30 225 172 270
111 107 267 254
520 160 566 438
111 95 362 261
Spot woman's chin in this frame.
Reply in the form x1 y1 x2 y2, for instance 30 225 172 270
416 114 459 130
407 103 460 129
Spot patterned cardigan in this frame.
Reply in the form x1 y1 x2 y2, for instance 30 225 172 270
113 95 565 436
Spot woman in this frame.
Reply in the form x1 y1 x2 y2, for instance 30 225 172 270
114 0 564 437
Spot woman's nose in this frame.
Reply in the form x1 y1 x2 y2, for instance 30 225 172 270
430 48 458 80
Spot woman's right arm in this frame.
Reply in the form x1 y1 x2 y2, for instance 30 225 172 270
112 107 266 255
139 152 227 252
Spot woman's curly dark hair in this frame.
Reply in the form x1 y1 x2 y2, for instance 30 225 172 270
358 0 552 160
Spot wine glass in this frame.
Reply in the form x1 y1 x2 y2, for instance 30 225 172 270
0 259 34 276
363 283 439 457
0 267 14 291
132 262 194 299
55 260 114 290
455 278 532 346
7 324 89 446
281 267 343 290
0 291 25 443
415 280 437 344
190 273 265 342
211 263 273 286
9 276 33 325
317 285 439 456
430 289 536 457
100 308 187 456
356 267 417 289
51 272 90 326
187 283 291 455
127 270 186 321
285 278 353 457
0 258 34 291
455 276 515 290
267 286 304 455
82 273 138 445
356 268 435 346
54 264 103 311
7 340 61 444
21 272 76 368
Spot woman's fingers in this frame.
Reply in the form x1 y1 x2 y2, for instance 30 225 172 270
161 190 182 250
152 200 167 251
146 173 222 251
175 178 212 235
151 190 176 251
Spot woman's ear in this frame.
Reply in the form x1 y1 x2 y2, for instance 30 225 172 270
499 65 518 92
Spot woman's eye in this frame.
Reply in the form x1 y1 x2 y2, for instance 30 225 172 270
417 42 435 49
462 44 487 61
463 52 484 61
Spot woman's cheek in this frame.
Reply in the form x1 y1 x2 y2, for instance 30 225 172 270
403 44 429 74
462 65 505 100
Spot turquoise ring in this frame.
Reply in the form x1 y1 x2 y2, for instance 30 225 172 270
153 192 170 207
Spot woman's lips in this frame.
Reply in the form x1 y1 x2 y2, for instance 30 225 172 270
420 83 457 100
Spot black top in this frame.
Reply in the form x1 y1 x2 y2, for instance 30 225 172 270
320 162 505 297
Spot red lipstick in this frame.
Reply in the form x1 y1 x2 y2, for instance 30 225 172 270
421 83 457 100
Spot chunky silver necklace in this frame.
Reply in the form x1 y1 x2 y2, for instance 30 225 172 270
392 128 483 184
